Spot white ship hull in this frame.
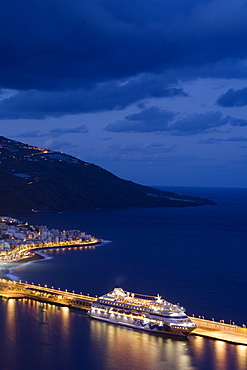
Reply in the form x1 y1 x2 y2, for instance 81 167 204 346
89 311 193 337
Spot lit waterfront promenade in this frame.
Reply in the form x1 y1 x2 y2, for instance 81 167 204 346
0 279 246 345
1 236 101 264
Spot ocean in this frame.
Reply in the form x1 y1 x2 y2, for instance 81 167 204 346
0 186 246 369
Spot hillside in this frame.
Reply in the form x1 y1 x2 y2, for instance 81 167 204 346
0 136 215 215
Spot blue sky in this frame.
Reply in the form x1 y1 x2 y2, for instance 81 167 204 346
1 0 247 187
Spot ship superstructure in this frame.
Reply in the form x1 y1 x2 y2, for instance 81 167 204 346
88 287 197 336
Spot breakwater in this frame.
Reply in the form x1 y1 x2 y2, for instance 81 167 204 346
0 279 246 345
189 317 247 345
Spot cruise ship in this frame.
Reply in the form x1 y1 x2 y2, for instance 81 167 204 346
88 287 197 336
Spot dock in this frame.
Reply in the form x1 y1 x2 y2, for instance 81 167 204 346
189 317 247 345
0 279 96 311
1 279 246 345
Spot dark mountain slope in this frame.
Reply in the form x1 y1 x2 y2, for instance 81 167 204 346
0 136 215 215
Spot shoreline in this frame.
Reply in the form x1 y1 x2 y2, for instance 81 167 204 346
0 252 45 280
0 238 101 265
0 239 107 281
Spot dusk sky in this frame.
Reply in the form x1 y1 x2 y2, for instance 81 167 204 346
1 0 247 187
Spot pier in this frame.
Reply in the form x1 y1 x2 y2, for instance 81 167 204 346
190 317 247 345
0 279 246 345
0 279 96 311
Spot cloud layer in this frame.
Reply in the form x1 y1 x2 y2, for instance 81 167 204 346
1 0 247 119
16 125 88 138
1 0 247 90
105 108 247 135
217 88 247 107
0 76 185 119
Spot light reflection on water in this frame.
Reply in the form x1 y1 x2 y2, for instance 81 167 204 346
89 316 247 370
89 319 194 370
236 345 247 369
0 299 246 370
4 299 18 369
213 340 227 369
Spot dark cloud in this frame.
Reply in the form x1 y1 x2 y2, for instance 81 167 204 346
0 1 247 121
105 107 176 132
105 107 247 134
217 88 247 107
16 130 45 138
171 112 226 134
0 76 185 119
49 125 88 136
199 138 223 144
16 125 88 138
1 0 247 93
225 136 247 141
105 142 176 159
228 117 247 127
200 136 247 144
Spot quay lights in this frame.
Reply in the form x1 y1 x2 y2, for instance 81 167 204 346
191 315 245 327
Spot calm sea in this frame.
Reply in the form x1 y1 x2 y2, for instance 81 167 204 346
1 186 246 370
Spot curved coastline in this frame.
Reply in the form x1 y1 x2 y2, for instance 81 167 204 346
0 238 108 281
0 252 46 280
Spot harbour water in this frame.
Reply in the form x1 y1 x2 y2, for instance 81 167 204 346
1 186 247 369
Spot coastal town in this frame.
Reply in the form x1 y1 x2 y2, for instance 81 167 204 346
0 216 100 263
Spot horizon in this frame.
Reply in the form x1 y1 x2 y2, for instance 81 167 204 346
1 1 247 188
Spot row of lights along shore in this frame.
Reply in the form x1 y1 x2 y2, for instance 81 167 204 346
20 280 91 296
9 280 247 328
191 313 246 328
